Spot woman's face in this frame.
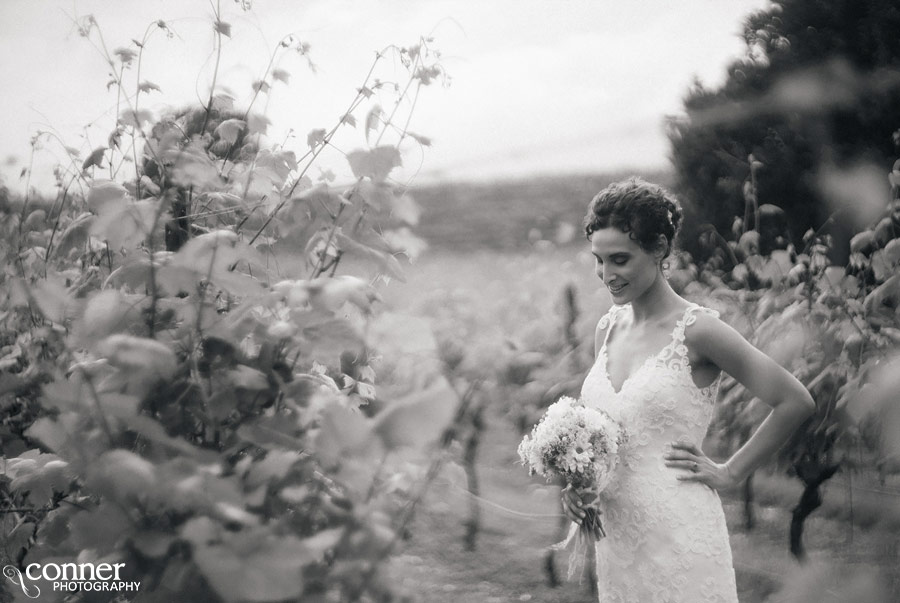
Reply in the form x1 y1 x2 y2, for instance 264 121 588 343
589 227 665 303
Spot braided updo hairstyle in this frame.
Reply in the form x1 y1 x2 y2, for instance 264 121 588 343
583 177 683 261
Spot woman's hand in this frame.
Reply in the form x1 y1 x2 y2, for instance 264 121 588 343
561 484 596 524
664 442 740 491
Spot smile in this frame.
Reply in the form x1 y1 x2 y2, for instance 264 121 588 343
608 283 627 294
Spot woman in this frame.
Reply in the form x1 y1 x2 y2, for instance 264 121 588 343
562 177 815 602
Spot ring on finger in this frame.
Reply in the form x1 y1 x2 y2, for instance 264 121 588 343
691 461 699 473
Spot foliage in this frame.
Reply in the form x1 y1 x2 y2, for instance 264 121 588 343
698 147 900 558
0 6 452 602
668 0 900 263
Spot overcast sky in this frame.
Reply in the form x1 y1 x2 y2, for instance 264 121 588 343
0 0 770 192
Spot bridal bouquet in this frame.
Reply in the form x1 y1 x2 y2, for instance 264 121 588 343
517 395 625 581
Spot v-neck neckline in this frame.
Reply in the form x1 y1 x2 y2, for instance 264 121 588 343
600 304 691 395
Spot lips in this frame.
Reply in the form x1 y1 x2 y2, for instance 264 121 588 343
608 283 627 294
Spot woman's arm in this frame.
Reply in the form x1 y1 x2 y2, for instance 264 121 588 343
666 311 816 489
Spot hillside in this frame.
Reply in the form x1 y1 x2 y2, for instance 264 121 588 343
408 170 674 250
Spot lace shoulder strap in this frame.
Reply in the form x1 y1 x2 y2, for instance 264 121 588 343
672 304 720 344
597 304 627 349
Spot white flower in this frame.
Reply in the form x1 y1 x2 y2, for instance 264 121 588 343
517 395 625 493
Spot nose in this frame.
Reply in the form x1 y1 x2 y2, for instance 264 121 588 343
600 263 616 284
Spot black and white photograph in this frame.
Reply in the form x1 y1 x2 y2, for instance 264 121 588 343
0 1 898 601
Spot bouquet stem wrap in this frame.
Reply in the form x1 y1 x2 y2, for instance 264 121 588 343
551 486 604 583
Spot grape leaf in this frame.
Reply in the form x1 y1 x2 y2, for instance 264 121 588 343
298 317 366 361
21 209 44 232
31 278 72 323
407 132 432 147
192 533 309 603
133 531 175 558
307 128 327 150
82 146 107 171
97 334 178 380
335 231 406 282
113 47 138 63
214 20 232 37
87 179 128 214
364 105 383 143
305 276 378 313
24 418 69 453
215 119 246 145
300 527 343 560
271 68 290 84
53 212 95 258
871 249 891 282
10 458 73 506
237 416 305 450
85 449 157 504
78 289 131 343
243 450 304 488
118 108 154 129
138 80 161 93
883 238 900 267
212 91 236 112
256 148 297 181
355 180 394 209
90 199 159 249
346 146 401 182
373 377 458 450
248 113 270 135
166 143 220 188
314 403 374 466
383 227 428 260
122 415 220 462
228 365 269 391
69 501 133 550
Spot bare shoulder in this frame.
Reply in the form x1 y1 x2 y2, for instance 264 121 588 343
684 308 731 341
682 308 745 358
683 305 816 412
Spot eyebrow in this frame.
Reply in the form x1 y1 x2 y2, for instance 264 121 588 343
592 251 631 259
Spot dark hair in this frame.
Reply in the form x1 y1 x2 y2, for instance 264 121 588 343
583 177 683 259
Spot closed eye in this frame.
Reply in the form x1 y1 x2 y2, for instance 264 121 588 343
594 256 628 265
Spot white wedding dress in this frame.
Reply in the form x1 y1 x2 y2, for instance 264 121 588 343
580 303 739 603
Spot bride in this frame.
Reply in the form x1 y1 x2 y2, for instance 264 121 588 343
562 177 815 602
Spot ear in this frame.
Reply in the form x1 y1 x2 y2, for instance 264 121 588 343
653 234 669 262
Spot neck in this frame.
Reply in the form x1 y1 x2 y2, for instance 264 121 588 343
628 268 682 324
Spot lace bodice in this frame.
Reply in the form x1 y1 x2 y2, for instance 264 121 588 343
580 303 738 603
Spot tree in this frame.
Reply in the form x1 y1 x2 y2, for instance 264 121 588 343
668 0 900 262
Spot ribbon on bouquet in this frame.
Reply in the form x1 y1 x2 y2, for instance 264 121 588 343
551 521 592 582
550 519 611 589
550 488 606 584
